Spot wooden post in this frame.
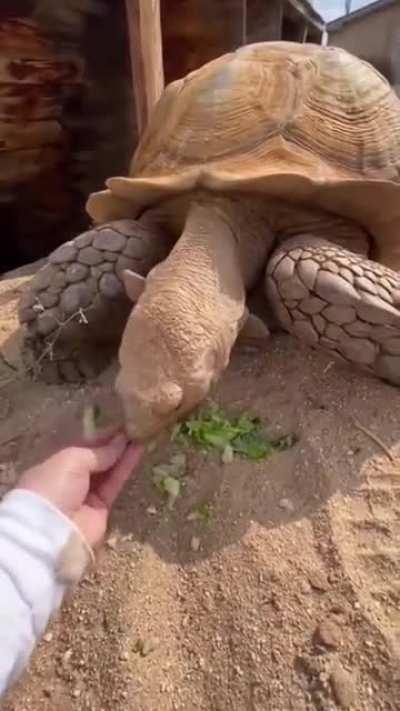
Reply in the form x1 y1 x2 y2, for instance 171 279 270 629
124 0 165 136
242 0 247 45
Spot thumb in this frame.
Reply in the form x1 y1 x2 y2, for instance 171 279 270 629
84 433 128 473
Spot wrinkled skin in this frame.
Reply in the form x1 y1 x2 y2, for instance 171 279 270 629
114 196 400 441
115 308 219 440
114 198 268 440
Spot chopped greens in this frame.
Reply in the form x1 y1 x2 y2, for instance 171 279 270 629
82 403 101 442
187 502 213 525
152 453 187 509
174 407 296 461
162 477 181 509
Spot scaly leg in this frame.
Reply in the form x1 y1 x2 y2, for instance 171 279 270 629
19 215 173 383
265 235 400 386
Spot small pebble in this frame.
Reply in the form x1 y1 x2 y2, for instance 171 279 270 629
134 637 158 657
331 603 345 614
308 569 330 592
221 445 234 464
147 505 158 516
191 536 201 552
63 649 73 665
141 638 158 657
120 651 129 661
299 580 311 594
72 688 81 699
43 632 53 643
330 664 357 708
279 498 295 513
315 619 342 649
106 535 118 550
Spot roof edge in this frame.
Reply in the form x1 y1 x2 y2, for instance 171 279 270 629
328 0 397 32
287 0 325 31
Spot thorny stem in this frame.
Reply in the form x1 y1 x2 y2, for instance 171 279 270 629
0 299 90 387
31 307 89 379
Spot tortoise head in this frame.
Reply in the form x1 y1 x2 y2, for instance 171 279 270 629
115 268 224 441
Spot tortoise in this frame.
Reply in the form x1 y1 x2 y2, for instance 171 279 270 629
19 41 400 440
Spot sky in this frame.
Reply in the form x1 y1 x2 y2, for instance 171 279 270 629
313 0 376 22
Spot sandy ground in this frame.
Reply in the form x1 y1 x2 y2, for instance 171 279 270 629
0 270 399 711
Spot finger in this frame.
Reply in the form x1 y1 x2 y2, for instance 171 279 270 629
77 423 122 449
90 444 143 510
85 433 128 473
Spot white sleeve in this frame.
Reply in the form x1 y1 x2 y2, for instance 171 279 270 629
0 489 93 697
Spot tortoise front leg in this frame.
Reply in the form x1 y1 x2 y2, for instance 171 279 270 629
19 216 172 383
265 235 400 386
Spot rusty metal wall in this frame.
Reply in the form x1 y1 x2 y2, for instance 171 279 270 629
0 16 87 267
0 18 84 187
161 0 244 84
0 2 134 270
161 0 322 85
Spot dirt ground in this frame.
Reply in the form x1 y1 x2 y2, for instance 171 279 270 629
0 269 399 711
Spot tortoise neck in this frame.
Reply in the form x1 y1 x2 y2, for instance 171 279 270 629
136 200 247 376
171 200 245 286
160 193 273 287
157 199 247 329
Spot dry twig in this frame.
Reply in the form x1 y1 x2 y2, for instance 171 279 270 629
30 306 89 379
352 418 395 462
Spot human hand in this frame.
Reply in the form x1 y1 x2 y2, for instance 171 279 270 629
17 434 142 548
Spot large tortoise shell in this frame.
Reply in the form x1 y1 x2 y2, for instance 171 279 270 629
87 42 400 266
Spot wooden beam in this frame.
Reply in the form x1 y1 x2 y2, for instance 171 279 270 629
242 0 247 45
124 0 165 136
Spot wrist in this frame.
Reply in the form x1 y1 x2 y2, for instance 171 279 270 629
5 489 94 585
